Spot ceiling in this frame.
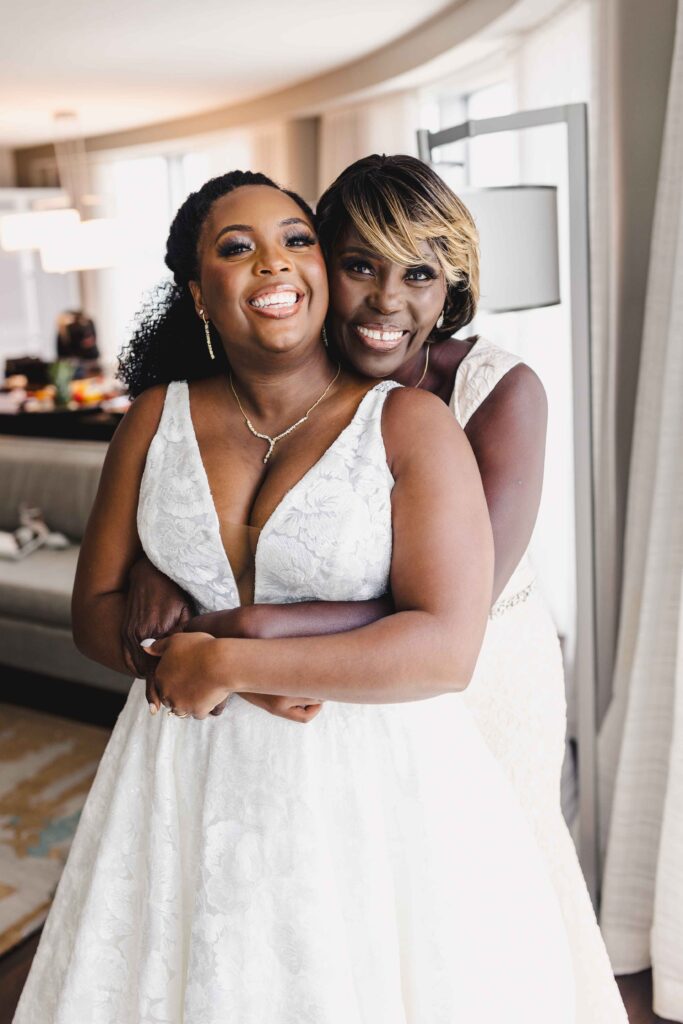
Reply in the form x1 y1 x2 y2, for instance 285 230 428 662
1 0 456 147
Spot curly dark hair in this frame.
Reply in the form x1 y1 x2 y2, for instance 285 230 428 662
117 170 315 397
316 154 479 341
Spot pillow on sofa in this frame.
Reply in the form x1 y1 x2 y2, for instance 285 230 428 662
0 505 70 561
0 437 107 541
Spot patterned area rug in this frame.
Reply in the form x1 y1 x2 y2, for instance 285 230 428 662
0 703 109 956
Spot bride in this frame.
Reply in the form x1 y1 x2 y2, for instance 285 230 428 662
14 170 574 1023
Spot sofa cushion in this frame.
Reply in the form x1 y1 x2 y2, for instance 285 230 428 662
0 436 107 541
0 546 79 628
0 613 131 693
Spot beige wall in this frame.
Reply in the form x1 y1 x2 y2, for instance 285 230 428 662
0 149 15 187
284 119 320 205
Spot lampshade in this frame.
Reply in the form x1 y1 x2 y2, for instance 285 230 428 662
40 217 121 273
0 208 80 253
461 186 560 313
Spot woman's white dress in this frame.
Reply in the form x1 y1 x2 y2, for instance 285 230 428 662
14 379 575 1024
453 339 628 1023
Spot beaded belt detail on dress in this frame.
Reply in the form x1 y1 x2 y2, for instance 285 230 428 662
489 580 535 619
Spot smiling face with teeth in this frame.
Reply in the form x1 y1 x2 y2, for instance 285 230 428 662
189 185 328 370
327 225 448 382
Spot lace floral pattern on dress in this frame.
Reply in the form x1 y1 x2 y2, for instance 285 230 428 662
137 383 240 615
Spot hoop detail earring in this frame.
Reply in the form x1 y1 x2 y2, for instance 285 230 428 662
322 324 328 348
200 310 215 361
436 310 445 330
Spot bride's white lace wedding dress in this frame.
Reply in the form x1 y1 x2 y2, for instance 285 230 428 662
453 339 627 1022
14 380 575 1024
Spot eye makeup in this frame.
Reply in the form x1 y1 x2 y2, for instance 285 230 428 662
282 230 317 248
405 265 438 282
340 256 438 283
217 237 253 257
216 229 317 258
341 258 374 275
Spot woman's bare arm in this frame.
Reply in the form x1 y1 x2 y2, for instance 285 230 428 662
464 363 547 602
122 557 194 677
148 387 494 716
71 386 167 677
124 554 391 647
187 597 393 639
122 544 392 720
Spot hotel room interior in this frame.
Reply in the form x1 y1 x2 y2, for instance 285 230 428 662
1 0 681 1020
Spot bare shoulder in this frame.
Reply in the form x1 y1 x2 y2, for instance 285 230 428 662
381 385 468 472
120 382 169 431
468 360 547 434
487 361 546 414
108 382 170 458
383 383 464 433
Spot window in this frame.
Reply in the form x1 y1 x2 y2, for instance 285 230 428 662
92 155 172 364
425 79 517 191
88 127 284 367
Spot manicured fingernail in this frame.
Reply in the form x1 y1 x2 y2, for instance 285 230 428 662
140 638 156 649
149 703 158 715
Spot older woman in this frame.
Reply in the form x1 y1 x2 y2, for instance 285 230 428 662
13 170 573 1023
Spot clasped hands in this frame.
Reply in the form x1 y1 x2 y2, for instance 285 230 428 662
142 631 228 720
141 625 323 723
122 559 323 723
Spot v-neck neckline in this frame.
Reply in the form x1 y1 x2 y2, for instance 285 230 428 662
182 379 388 605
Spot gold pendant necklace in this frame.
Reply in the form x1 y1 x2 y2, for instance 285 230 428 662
229 363 342 464
415 344 430 388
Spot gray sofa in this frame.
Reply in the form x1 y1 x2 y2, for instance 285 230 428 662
0 435 131 693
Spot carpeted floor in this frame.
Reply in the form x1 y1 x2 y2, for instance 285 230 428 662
0 703 109 957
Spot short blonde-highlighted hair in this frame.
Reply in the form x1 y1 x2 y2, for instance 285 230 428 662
316 154 480 337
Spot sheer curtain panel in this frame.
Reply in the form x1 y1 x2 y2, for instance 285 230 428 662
598 5 683 1018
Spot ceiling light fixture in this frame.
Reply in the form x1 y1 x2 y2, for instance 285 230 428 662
0 208 80 253
0 111 121 273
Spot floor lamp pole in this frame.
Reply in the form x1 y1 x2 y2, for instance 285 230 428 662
418 103 600 907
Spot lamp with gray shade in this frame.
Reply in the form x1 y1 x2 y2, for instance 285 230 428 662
462 186 560 313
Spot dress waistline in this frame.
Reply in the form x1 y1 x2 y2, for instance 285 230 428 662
489 580 535 619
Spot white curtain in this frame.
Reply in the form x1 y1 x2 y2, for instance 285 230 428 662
598 4 683 1017
590 0 679 723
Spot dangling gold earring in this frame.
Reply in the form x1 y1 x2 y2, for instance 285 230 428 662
322 324 328 348
200 310 215 360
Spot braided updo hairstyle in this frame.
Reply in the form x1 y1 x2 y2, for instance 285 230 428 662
117 170 315 397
